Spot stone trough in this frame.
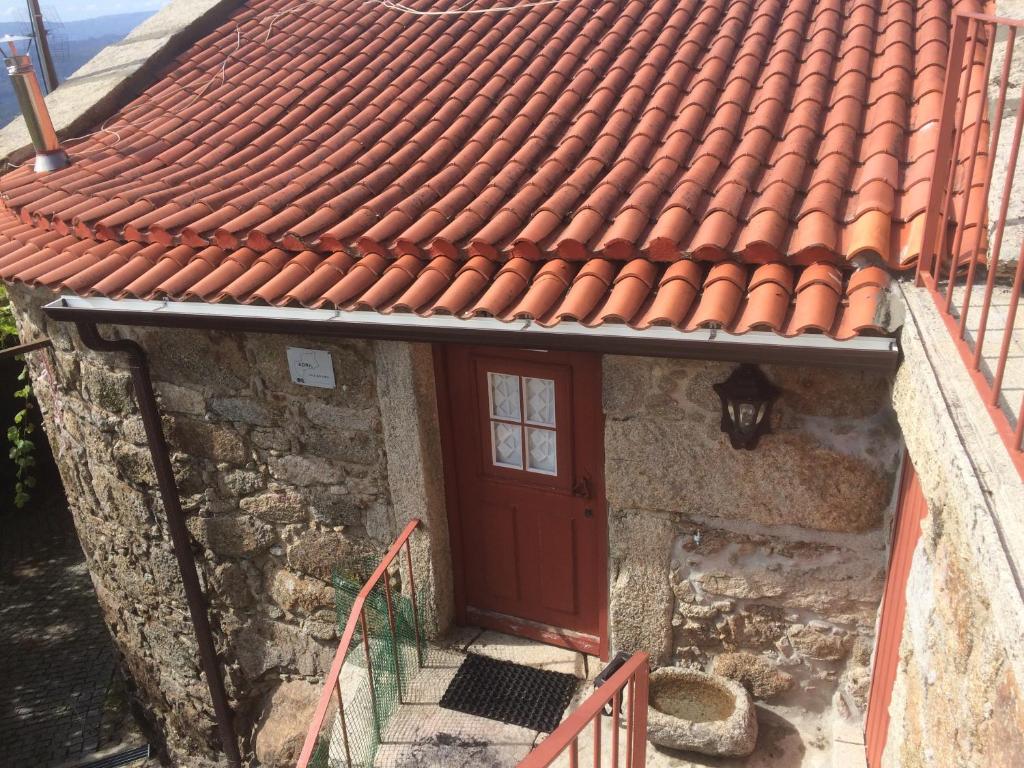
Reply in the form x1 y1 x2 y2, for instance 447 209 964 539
646 668 758 757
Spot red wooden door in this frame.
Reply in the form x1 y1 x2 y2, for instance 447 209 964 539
440 346 607 656
865 456 929 767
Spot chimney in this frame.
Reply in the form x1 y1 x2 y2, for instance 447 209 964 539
2 35 67 173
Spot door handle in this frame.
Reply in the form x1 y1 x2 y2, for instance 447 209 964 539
583 508 593 518
572 475 593 499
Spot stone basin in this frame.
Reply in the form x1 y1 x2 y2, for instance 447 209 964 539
646 667 758 757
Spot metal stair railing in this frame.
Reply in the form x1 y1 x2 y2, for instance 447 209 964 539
296 518 423 768
517 652 649 768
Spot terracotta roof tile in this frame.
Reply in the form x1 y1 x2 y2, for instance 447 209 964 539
0 212 892 340
0 0 962 341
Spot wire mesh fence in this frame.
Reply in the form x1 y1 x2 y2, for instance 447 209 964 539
304 561 426 768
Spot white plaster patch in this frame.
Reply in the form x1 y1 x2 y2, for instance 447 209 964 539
793 410 902 470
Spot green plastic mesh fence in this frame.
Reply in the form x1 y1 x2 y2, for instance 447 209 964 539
305 560 425 768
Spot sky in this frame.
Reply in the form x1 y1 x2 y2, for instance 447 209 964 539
0 0 167 23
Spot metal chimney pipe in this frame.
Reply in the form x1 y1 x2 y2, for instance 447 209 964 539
26 0 59 94
2 35 67 173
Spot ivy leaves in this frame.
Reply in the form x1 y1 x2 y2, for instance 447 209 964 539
0 283 16 343
8 364 36 507
1 283 37 509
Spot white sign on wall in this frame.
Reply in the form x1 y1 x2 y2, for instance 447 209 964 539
286 347 336 389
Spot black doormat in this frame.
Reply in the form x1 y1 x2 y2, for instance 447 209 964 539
439 652 579 732
78 744 151 768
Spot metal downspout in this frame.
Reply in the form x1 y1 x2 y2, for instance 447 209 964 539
75 322 242 767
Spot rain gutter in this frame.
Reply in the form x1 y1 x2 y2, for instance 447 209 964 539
44 296 901 371
73 322 242 768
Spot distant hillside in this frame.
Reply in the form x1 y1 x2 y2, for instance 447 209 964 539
0 11 153 42
0 11 155 126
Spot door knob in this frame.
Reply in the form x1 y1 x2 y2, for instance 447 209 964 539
572 475 593 499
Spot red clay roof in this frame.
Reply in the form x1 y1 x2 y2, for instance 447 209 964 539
0 212 892 337
0 0 972 338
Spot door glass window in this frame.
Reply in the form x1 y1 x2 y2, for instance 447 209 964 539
524 376 556 425
487 372 557 475
491 421 524 469
526 426 557 474
488 372 521 420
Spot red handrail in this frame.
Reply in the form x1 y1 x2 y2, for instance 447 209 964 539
296 518 422 768
517 652 649 768
917 10 1024 478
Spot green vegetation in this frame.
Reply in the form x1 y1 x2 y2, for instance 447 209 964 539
0 283 36 508
0 283 16 342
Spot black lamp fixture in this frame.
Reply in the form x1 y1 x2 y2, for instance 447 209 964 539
712 364 779 450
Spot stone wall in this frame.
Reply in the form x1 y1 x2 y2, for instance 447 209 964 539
8 276 908 762
603 356 902 719
5 283 451 767
886 285 1024 766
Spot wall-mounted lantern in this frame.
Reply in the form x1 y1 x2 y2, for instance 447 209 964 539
712 364 779 450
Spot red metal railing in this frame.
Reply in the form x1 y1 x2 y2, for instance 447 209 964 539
865 457 929 767
296 518 422 768
918 10 1024 476
517 652 649 768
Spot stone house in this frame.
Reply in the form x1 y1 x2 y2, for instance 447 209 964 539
0 0 1022 767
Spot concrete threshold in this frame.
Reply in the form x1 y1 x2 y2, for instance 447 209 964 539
364 629 850 768
373 628 592 768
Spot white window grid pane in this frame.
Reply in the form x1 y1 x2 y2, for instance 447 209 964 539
488 372 521 421
486 371 559 475
491 420 524 469
523 376 556 426
526 426 557 475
